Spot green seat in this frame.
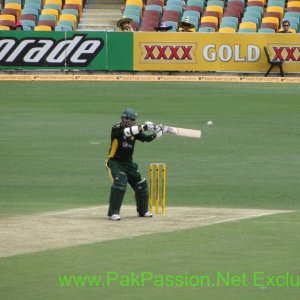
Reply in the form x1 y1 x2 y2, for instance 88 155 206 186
145 4 163 14
125 14 141 26
267 0 285 8
166 3 183 15
57 19 74 30
44 3 61 13
206 0 224 8
284 16 299 24
167 0 184 7
244 10 262 21
284 11 300 19
198 26 215 31
39 14 56 23
182 10 200 20
123 5 141 17
246 6 264 16
165 20 178 31
257 27 275 33
25 0 43 6
220 21 237 30
62 9 79 22
238 27 256 32
55 24 73 31
21 7 39 21
289 22 299 32
227 0 245 3
187 0 205 7
22 24 33 30
221 16 239 27
20 19 35 28
242 16 260 27
5 0 22 4
24 3 41 14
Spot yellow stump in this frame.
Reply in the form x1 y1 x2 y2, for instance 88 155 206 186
149 163 166 215
149 164 153 213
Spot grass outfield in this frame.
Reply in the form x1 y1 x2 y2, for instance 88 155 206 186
0 81 300 299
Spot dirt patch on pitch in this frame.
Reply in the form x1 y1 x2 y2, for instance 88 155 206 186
0 206 288 258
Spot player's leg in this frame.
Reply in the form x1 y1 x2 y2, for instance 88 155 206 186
106 160 127 220
134 178 152 217
127 162 152 217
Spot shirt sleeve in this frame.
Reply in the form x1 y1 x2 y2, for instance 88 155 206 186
136 132 156 142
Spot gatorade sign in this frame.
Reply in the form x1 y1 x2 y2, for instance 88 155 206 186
0 34 104 68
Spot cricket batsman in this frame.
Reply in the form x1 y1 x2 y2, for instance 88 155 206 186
105 108 163 221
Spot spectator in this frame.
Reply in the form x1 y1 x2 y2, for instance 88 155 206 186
13 21 23 31
278 20 294 33
117 17 134 32
155 22 173 32
178 18 196 32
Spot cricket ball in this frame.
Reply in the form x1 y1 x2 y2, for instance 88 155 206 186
207 121 213 127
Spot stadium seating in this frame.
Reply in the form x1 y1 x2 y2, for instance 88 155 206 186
262 16 280 31
5 0 22 4
4 3 21 18
0 14 16 23
44 0 63 9
206 6 223 21
4 0 298 33
44 4 61 14
220 20 238 30
64 4 82 18
201 15 219 27
55 24 73 31
147 0 164 6
20 19 36 29
0 25 11 30
239 21 257 31
0 19 15 28
221 16 239 28
1 8 19 21
162 10 180 22
239 27 256 32
182 10 200 21
219 26 236 32
62 9 79 22
59 13 77 29
165 20 178 31
34 24 52 30
57 19 75 30
41 8 59 22
258 27 276 32
242 16 260 28
198 26 216 31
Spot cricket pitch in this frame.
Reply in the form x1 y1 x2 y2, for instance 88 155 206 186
0 206 289 258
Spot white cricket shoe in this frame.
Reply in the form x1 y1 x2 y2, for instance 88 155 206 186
109 214 121 221
143 212 153 218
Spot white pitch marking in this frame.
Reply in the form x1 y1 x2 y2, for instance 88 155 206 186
179 216 216 221
207 212 280 225
44 206 101 216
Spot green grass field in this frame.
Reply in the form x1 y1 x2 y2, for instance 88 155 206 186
0 81 300 299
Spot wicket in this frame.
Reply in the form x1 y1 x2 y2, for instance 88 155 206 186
149 163 166 214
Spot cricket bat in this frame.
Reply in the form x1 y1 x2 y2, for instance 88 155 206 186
163 126 201 139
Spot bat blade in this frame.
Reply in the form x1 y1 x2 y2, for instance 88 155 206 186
165 126 201 138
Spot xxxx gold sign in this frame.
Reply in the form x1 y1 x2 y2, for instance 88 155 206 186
267 45 300 62
139 42 197 64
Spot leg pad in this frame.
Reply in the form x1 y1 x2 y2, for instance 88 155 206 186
108 172 127 216
135 178 149 216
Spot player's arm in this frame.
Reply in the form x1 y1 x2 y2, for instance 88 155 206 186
121 121 156 137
